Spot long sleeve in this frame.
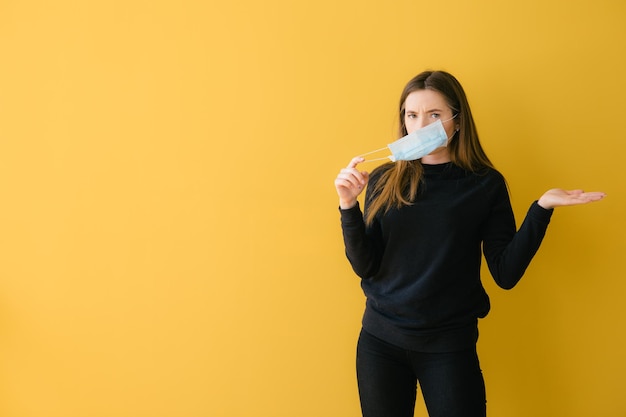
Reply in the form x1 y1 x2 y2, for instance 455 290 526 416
481 182 553 289
340 202 384 279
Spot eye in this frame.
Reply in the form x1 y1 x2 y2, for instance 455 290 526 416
430 113 441 119
406 112 417 119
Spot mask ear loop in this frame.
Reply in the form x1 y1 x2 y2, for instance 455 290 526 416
442 113 458 124
441 113 460 142
357 146 393 162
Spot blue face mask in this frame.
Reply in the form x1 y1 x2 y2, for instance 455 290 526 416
361 115 457 162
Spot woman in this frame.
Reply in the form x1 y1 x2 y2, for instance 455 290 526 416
334 70 605 417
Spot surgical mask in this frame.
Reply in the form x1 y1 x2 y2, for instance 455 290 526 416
360 115 457 162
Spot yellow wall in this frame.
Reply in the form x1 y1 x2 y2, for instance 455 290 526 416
1 1 624 416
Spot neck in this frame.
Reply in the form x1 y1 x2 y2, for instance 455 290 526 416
421 148 451 165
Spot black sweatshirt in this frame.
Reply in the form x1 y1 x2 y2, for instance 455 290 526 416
340 162 553 352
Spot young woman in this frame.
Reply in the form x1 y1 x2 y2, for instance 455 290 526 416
334 70 605 417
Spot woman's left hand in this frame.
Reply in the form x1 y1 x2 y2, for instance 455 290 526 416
537 189 606 209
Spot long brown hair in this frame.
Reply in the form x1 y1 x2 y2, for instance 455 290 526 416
364 70 495 226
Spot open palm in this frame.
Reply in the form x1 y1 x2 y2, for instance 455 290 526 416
538 189 606 209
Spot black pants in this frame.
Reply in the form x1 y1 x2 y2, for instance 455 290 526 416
356 329 486 417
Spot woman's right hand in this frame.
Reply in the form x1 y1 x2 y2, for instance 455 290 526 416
334 157 370 209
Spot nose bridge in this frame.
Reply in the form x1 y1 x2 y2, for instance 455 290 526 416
416 114 429 128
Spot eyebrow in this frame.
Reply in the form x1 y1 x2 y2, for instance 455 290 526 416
405 108 445 113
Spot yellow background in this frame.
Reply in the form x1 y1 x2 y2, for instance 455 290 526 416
1 1 625 416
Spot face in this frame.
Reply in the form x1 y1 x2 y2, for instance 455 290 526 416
403 89 458 163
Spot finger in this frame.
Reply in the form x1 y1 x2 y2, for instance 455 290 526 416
563 192 606 205
335 178 365 198
335 181 354 193
580 192 607 201
340 167 367 185
347 156 365 169
336 171 364 189
567 189 585 196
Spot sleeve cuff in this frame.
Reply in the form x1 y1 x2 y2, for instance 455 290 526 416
529 200 553 224
339 201 363 223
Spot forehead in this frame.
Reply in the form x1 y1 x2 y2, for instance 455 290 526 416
404 89 449 111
